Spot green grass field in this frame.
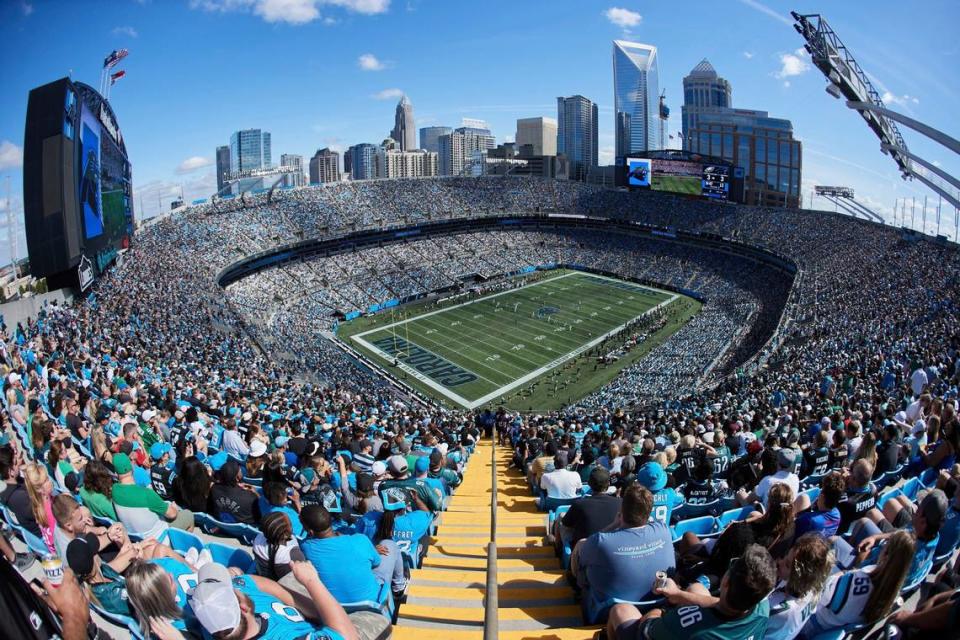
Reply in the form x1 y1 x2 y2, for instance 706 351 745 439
652 174 702 195
339 269 697 410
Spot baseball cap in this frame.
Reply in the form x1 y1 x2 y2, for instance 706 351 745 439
190 564 240 634
299 468 317 486
398 440 411 454
274 436 290 449
371 461 387 476
636 462 667 492
6 372 20 384
112 452 133 475
414 456 430 474
387 455 408 476
429 449 443 467
777 448 796 469
141 409 157 422
920 490 948 529
747 440 763 455
249 440 267 457
206 451 228 472
65 533 101 578
150 442 172 461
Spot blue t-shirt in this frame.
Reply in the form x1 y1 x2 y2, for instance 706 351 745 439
392 510 432 556
231 575 342 640
651 487 684 525
577 520 676 603
794 507 841 539
259 500 305 538
936 506 960 557
300 534 383 603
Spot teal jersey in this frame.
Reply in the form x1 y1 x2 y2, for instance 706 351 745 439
91 564 131 617
231 575 343 640
150 558 200 633
650 487 684 525
640 601 770 640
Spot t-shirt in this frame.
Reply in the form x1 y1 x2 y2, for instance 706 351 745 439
793 506 841 540
230 575 342 640
78 487 118 520
560 494 621 546
1 480 41 537
837 485 876 534
806 568 873 634
756 471 800 507
651 487 684 525
638 600 770 640
111 482 169 516
150 463 177 499
577 521 675 603
874 441 900 476
300 534 383 603
765 584 817 640
540 469 583 499
212 483 261 524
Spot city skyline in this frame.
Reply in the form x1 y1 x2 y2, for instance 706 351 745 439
0 0 958 260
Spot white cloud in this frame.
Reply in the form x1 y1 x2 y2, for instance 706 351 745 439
373 88 404 100
604 7 641 28
357 53 385 71
743 51 754 59
112 25 139 37
881 91 920 107
774 48 810 86
175 156 214 174
189 0 388 25
0 141 23 171
738 0 792 26
599 146 615 166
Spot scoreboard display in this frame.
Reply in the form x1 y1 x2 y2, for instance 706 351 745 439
625 156 732 202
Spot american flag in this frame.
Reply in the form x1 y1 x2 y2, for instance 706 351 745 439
103 49 129 69
110 70 126 85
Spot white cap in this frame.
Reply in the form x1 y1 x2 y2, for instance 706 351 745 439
141 409 157 422
190 582 240 634
249 440 267 457
7 372 20 384
241 411 252 423
371 461 387 476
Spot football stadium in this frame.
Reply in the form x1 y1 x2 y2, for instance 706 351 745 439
1 4 959 640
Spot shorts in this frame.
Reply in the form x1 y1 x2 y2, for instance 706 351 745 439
878 502 914 533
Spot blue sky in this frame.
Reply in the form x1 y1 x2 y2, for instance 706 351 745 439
0 0 958 265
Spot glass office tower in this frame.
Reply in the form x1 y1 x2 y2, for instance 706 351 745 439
613 40 661 158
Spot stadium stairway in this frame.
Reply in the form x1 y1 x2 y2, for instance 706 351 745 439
392 441 600 640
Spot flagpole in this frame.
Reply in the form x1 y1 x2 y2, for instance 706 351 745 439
936 194 942 237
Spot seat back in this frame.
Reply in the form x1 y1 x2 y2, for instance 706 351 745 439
159 528 204 555
672 516 717 542
206 542 256 573
717 505 757 530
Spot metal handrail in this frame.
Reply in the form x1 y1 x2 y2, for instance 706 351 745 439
483 438 498 639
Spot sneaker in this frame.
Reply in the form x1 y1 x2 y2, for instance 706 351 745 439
184 547 200 566
196 548 213 569
13 552 36 571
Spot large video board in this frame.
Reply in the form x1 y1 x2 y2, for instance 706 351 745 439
625 156 730 201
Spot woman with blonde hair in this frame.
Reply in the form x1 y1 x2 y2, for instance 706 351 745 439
23 462 56 553
766 533 834 639
853 430 878 470
126 560 194 638
803 529 914 636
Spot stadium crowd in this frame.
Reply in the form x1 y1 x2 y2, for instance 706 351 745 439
0 175 957 640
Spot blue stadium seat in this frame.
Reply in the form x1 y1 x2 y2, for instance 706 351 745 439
671 516 717 543
1 505 50 557
206 541 256 573
901 477 920 501
159 528 204 555
193 512 260 544
717 505 758 530
90 601 145 640
800 486 820 505
876 488 902 510
673 499 722 521
581 589 664 625
340 581 394 621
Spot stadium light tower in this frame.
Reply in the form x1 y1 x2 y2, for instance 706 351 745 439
792 12 960 213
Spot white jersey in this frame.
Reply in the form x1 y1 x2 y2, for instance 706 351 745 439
805 567 873 635
765 582 818 640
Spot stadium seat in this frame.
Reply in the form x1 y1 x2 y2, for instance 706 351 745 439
800 486 820 505
673 499 722 520
159 528 204 555
800 473 827 489
901 477 920 501
340 581 394 621
90 601 145 640
876 488 903 510
193 512 260 544
547 504 572 534
919 467 939 488
717 505 758 530
2 506 50 557
581 590 664 625
206 542 256 573
672 515 717 542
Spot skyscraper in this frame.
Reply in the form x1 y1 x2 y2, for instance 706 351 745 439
516 117 558 156
377 149 438 179
438 125 495 176
215 145 231 193
309 148 340 184
229 129 271 173
390 95 416 151
613 40 661 158
681 59 732 148
556 95 598 181
280 154 305 187
419 126 452 154
348 143 379 180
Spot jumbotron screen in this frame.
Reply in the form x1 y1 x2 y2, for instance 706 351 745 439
625 157 730 201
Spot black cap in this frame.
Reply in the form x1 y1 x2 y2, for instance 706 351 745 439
66 533 100 578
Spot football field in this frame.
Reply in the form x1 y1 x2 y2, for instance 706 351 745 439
346 270 679 409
